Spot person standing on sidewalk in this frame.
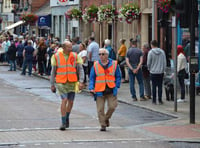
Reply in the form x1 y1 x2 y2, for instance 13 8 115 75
7 41 17 71
21 40 35 76
147 40 166 105
117 39 127 83
126 39 145 101
50 40 84 131
142 43 151 99
177 45 187 102
87 37 100 78
89 48 121 131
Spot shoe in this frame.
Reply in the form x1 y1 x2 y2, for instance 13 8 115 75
177 99 185 103
66 119 69 128
158 101 163 105
100 126 106 131
123 80 129 83
105 120 110 127
132 98 137 101
140 97 146 101
152 102 156 105
59 124 66 131
144 95 151 99
8 70 12 71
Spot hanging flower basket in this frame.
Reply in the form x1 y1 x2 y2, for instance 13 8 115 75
20 13 38 25
97 4 118 22
118 3 141 24
65 8 82 20
82 5 98 23
157 0 171 13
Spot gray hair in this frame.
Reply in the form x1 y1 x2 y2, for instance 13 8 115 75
104 39 111 45
99 48 109 55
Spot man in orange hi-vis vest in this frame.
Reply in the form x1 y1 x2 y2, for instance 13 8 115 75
50 41 84 131
89 48 121 131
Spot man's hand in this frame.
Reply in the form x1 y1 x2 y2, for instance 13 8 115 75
89 90 95 96
133 69 138 74
51 85 56 93
79 82 84 90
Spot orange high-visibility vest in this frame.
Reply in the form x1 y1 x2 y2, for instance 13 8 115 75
55 51 78 83
94 60 117 92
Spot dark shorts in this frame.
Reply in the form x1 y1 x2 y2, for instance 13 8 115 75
60 92 75 101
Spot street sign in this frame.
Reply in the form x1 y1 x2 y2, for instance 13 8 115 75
57 0 68 6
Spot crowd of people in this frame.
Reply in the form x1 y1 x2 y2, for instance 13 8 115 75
0 32 189 131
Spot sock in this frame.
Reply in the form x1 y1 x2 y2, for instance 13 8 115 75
61 116 66 125
66 112 70 120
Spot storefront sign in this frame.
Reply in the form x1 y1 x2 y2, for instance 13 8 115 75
38 15 51 27
50 0 78 7
57 0 68 5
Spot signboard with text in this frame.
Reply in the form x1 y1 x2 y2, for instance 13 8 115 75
50 0 78 7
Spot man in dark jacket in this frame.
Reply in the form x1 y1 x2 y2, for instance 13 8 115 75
7 42 17 71
16 40 24 68
21 40 35 76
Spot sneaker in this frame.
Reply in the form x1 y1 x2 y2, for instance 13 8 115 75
100 126 106 131
140 97 146 101
59 124 66 131
132 98 137 101
177 99 185 103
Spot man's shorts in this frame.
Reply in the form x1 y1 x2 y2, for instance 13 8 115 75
60 92 75 101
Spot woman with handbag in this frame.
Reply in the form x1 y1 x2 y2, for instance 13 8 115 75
177 45 187 102
118 39 127 83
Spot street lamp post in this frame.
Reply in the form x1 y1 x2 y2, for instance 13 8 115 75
152 0 157 40
190 0 196 124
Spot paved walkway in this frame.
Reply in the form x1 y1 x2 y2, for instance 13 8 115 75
1 63 200 142
33 69 200 142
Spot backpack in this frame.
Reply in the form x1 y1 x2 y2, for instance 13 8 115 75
109 48 116 60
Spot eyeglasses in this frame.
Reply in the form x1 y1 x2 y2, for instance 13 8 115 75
99 53 106 56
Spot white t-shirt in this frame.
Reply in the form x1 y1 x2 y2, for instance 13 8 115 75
78 50 88 66
177 53 187 72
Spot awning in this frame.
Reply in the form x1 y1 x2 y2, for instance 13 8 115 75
5 20 25 31
142 8 152 14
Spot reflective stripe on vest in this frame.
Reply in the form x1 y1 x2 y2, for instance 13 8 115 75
55 52 78 83
94 60 117 92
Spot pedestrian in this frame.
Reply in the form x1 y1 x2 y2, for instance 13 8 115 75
78 43 88 86
87 37 100 78
177 45 187 102
147 40 166 105
47 43 56 76
37 38 47 76
126 39 145 101
104 39 116 60
21 40 35 76
89 48 121 131
16 40 24 68
7 42 17 71
117 39 127 83
142 43 151 99
50 40 84 131
72 38 80 53
4 37 11 63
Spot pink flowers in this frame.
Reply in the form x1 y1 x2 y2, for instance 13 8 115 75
65 8 82 20
158 0 171 13
20 13 38 25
